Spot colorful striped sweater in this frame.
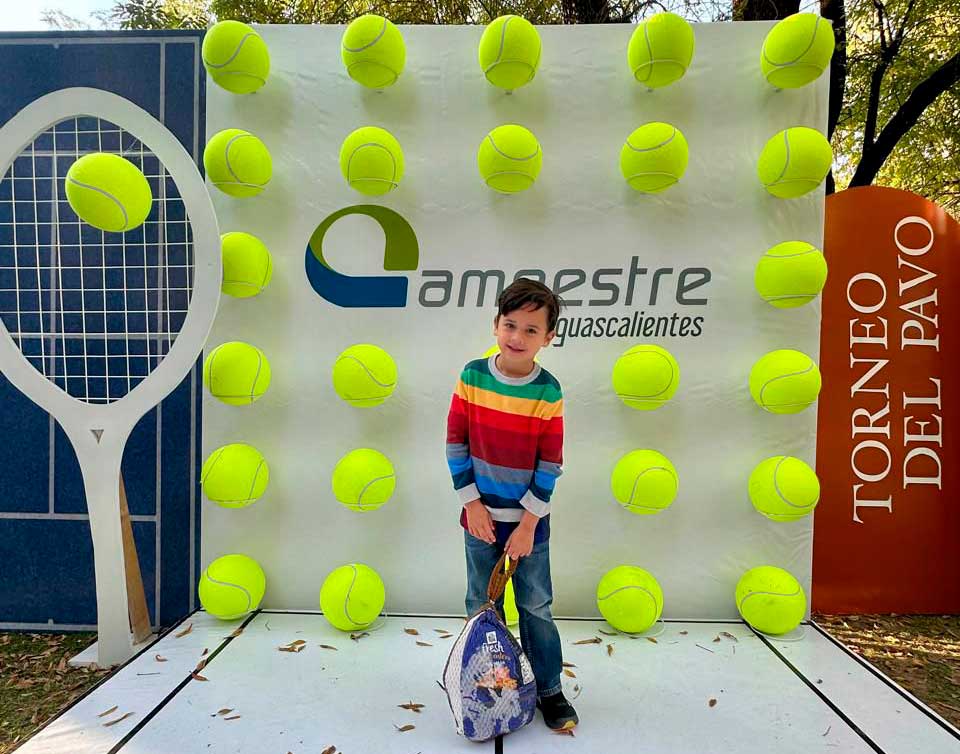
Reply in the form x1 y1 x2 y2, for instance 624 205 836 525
446 355 564 544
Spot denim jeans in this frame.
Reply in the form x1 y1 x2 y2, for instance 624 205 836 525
463 529 563 699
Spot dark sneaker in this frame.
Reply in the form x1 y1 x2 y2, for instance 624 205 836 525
537 691 578 731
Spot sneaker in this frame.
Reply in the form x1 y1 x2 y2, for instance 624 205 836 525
536 691 578 731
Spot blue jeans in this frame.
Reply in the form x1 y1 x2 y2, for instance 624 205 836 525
464 529 563 699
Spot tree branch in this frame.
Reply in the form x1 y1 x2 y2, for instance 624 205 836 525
850 50 960 187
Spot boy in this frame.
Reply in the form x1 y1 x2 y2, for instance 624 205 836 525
446 278 578 732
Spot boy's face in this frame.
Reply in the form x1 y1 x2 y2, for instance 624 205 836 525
493 303 555 371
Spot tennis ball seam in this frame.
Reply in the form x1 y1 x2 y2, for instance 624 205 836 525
762 17 824 68
213 71 267 87
346 143 399 188
337 355 397 388
356 472 395 509
762 244 818 259
772 458 817 510
758 361 815 408
597 584 662 617
486 134 540 162
222 134 266 189
342 17 387 53
484 16 539 84
342 564 366 627
625 128 677 153
203 32 257 69
738 585 801 614
346 61 399 87
764 130 792 187
200 446 228 486
250 351 264 402
625 466 677 507
616 350 678 399
203 568 253 612
245 459 267 503
66 177 130 230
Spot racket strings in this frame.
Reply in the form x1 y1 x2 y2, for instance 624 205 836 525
0 116 195 404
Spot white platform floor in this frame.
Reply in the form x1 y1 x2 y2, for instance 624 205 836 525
16 611 960 754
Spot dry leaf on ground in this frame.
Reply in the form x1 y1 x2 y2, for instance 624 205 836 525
709 698 717 708
563 668 577 678
574 637 602 645
394 724 415 732
97 705 118 718
607 644 615 657
154 654 167 662
175 623 193 638
416 641 433 647
404 628 419 636
102 712 134 727
319 644 338 651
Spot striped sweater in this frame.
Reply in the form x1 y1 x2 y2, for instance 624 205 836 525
446 355 564 544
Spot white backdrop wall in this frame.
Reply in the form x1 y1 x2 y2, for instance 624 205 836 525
202 22 828 619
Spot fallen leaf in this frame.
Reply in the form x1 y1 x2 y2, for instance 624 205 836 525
563 668 577 678
713 636 722 643
97 705 118 718
416 641 433 647
817 678 823 684
709 698 717 708
217 709 233 716
434 628 452 635
398 702 425 713
823 725 831 736
229 627 244 639
646 637 658 644
103 712 135 727
599 629 618 636
562 661 577 668
279 641 306 653
574 637 602 645
395 724 415 732
175 623 193 638
56 656 68 673
192 672 208 682
607 644 614 657
351 632 370 641
319 644 338 651
154 654 167 663
404 628 420 636
679 630 688 636
224 715 241 721
321 747 337 754
201 648 209 657
554 728 575 737
720 632 738 642
194 659 208 673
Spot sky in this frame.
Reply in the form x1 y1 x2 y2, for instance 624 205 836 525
3 0 115 30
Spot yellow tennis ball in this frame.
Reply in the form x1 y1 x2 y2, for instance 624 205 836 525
761 13 835 89
478 125 542 194
203 128 272 198
757 127 832 199
202 20 270 94
612 344 680 410
341 14 406 89
339 126 404 196
320 563 385 631
203 341 272 406
221 232 273 298
620 122 688 193
65 153 152 232
627 11 695 89
478 15 541 91
199 553 266 620
332 344 398 407
748 456 820 521
332 448 396 512
736 566 806 635
754 241 828 308
611 449 679 515
597 565 663 633
749 349 821 414
201 443 269 509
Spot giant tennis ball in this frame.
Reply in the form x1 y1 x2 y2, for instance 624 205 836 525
597 565 663 633
611 449 679 515
620 122 688 193
203 341 272 406
202 20 270 94
65 153 152 232
612 344 679 410
736 566 806 635
221 231 273 298
332 344 398 407
341 14 406 89
478 124 542 193
757 127 832 199
320 563 386 631
627 12 695 89
199 553 266 620
339 126 404 196
749 349 821 414
761 13 835 89
201 443 270 509
203 129 272 198
754 241 827 308
332 448 396 512
478 15 541 91
748 456 820 521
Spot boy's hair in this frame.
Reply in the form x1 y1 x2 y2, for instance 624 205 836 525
496 278 563 333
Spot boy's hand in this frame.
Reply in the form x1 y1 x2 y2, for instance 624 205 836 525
465 499 495 543
505 524 534 560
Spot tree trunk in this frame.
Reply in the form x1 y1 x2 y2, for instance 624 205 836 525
820 0 847 194
732 0 799 21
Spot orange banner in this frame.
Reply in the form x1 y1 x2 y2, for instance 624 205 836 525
813 186 959 613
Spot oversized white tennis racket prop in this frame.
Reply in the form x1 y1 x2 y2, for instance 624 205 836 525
0 88 220 666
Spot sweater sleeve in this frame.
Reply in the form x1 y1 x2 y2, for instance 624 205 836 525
446 373 479 505
519 393 564 518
